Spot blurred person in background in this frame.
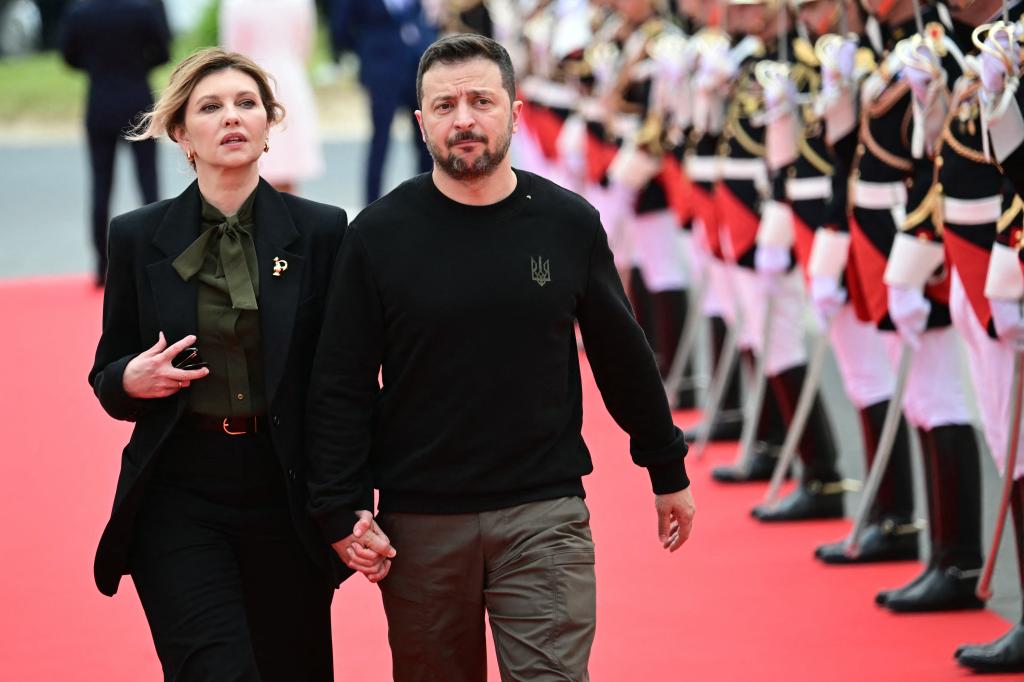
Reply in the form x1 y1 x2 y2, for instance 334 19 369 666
60 0 171 286
425 0 495 37
220 0 325 195
89 47 392 680
329 0 436 204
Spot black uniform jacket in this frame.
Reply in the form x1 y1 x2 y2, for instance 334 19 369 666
87 179 348 597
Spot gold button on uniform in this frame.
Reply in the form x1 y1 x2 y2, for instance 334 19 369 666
236 393 244 401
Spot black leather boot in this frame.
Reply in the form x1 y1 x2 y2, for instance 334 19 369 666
878 425 984 613
752 364 844 521
956 479 1024 673
713 352 789 483
650 289 698 409
692 315 744 440
816 400 919 563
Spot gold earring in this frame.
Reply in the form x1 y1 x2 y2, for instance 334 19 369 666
263 140 269 153
185 148 194 163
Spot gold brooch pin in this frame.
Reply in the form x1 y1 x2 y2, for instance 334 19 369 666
272 257 288 277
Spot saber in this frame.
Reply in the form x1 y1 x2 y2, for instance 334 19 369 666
724 295 776 476
665 283 707 406
762 331 829 505
977 349 1024 601
842 342 913 557
690 319 740 459
911 0 924 34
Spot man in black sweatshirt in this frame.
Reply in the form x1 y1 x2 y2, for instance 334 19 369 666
306 33 695 681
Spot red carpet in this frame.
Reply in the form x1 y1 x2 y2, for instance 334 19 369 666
0 275 1019 680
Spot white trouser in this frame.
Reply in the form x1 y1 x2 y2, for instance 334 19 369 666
701 256 736 321
950 268 1024 480
828 304 896 409
691 218 727 318
630 209 688 292
733 267 808 376
882 325 973 430
587 181 636 271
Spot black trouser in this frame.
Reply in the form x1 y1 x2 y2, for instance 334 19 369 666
87 127 158 279
365 79 432 204
130 427 334 682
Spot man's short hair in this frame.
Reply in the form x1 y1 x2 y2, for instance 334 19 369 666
416 33 517 109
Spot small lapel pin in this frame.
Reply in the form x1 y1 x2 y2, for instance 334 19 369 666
272 257 288 277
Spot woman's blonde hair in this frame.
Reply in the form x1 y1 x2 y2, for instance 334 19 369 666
128 47 285 142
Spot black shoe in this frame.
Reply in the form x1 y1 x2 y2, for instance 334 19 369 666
674 385 698 410
956 624 1024 673
711 443 783 483
751 480 844 522
815 520 920 564
879 565 984 613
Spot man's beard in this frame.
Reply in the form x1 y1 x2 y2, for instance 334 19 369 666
428 122 513 181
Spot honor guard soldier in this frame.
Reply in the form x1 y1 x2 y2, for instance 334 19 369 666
708 0 847 520
685 18 750 440
949 17 1024 673
691 14 795 473
846 0 986 612
776 0 924 563
577 1 694 391
518 0 587 188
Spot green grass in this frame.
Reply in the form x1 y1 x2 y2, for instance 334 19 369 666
0 1 341 129
0 51 87 123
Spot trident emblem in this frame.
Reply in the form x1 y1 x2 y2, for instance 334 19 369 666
272 257 288 277
531 256 551 287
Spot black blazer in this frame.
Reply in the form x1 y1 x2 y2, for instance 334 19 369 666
88 179 347 597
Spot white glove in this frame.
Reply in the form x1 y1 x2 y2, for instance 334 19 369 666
980 25 1018 101
990 298 1024 350
888 285 931 348
820 36 857 99
755 244 791 294
810 275 847 331
761 65 797 122
694 40 736 95
902 55 936 104
755 243 791 275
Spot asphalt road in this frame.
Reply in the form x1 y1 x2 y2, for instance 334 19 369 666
0 137 419 279
2 135 1020 627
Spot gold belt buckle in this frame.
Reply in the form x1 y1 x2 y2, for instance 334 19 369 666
222 418 246 436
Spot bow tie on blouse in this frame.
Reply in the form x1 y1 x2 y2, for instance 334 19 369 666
172 191 260 310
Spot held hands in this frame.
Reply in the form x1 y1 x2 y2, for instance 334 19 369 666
888 285 931 349
332 510 397 583
655 488 696 552
122 332 210 399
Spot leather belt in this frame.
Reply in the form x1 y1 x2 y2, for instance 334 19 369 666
686 156 719 182
853 180 907 210
786 176 832 201
720 158 768 187
943 195 1002 225
182 413 266 436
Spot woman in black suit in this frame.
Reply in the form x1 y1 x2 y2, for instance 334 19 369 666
88 48 391 681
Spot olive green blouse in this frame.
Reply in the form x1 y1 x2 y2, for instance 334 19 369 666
172 189 266 416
